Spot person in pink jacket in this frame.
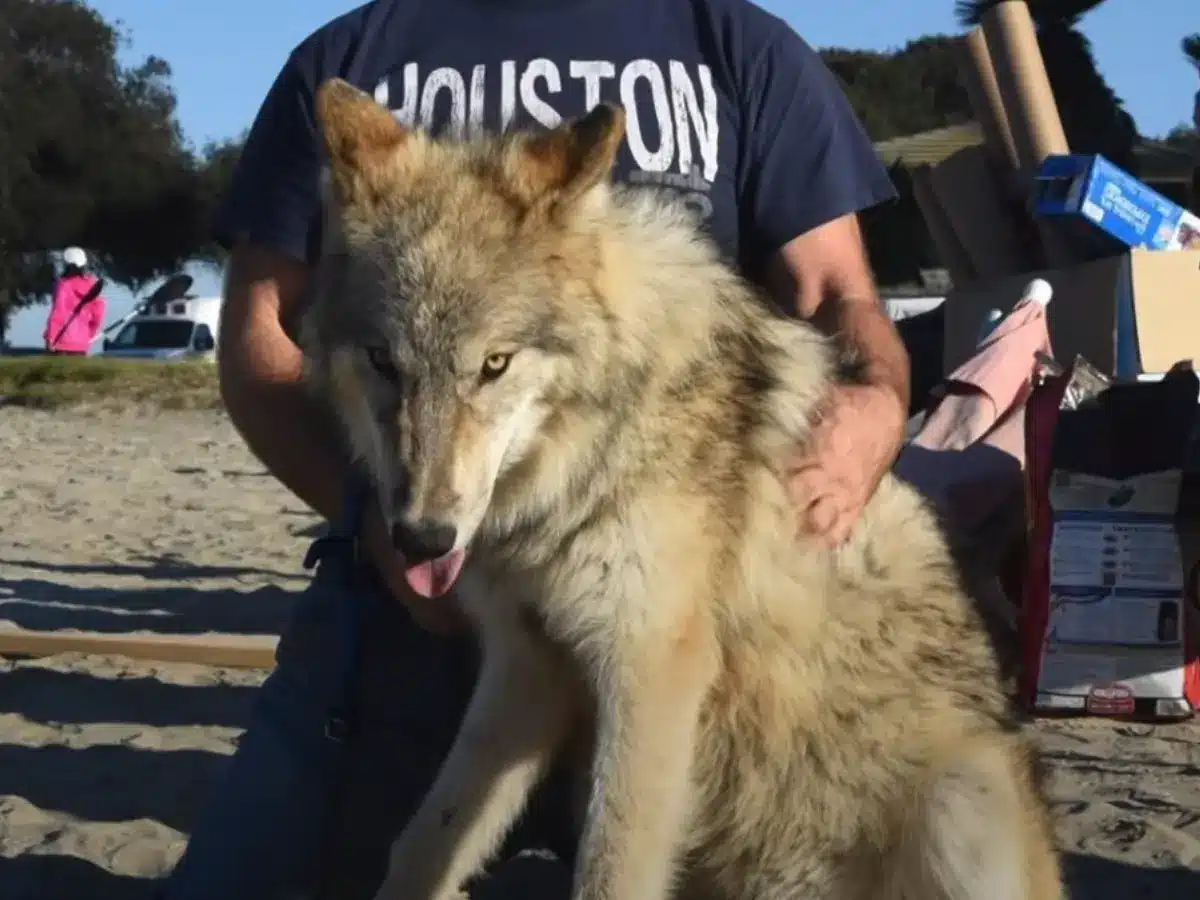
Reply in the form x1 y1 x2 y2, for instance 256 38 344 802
44 247 107 355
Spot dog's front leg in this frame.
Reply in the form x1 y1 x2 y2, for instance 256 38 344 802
374 632 576 900
571 619 717 900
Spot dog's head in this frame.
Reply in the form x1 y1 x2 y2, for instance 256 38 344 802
302 79 627 596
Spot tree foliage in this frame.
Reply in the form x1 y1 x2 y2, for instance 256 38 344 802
1163 125 1199 153
812 39 974 284
1184 34 1200 72
0 0 225 338
191 136 244 264
820 37 974 142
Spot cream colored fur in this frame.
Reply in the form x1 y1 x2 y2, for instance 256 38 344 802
300 80 1065 900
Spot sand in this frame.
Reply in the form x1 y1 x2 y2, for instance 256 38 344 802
1 406 1198 899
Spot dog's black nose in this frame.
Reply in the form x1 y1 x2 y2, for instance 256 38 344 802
391 520 457 562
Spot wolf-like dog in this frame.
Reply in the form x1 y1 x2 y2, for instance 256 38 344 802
301 78 1064 900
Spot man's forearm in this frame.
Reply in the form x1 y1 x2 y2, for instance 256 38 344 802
809 292 910 413
220 350 349 522
218 251 355 527
768 215 910 416
221 343 404 569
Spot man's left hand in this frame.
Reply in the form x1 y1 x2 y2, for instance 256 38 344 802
787 383 905 547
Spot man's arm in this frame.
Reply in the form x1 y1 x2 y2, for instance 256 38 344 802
217 243 344 520
767 212 909 415
733 23 909 544
208 46 342 521
44 282 67 347
732 23 905 410
767 213 909 546
85 292 107 341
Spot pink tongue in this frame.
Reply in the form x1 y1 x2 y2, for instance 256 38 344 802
404 548 467 599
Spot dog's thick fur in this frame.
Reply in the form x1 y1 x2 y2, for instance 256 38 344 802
301 79 1064 900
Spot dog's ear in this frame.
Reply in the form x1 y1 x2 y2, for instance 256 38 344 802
315 78 411 203
512 103 626 210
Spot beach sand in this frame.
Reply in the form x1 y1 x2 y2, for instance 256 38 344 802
1 406 1198 898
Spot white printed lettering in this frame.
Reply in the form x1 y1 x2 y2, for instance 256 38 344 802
520 58 563 128
420 66 467 138
569 60 616 111
468 64 487 137
669 61 719 181
500 60 517 131
372 59 720 187
375 63 419 125
620 59 674 173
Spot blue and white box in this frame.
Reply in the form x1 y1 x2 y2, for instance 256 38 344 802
1034 154 1200 253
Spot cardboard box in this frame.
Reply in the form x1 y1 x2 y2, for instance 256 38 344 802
943 249 1200 378
926 147 1033 280
1034 154 1200 254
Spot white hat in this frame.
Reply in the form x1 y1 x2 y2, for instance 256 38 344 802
62 247 87 269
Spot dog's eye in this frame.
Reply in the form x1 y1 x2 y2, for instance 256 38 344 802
365 347 399 382
480 353 513 382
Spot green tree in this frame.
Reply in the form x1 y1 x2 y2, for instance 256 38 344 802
815 38 974 284
820 36 974 141
955 0 1138 172
0 0 209 341
1184 34 1200 72
1163 125 1198 153
191 136 245 264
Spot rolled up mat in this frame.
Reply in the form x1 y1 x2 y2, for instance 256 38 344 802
960 27 1020 176
981 1 1068 173
981 0 1077 267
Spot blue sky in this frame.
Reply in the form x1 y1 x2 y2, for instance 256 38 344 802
96 0 1197 146
9 0 1198 346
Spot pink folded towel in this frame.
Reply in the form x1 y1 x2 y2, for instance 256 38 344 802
894 280 1054 537
915 280 1052 454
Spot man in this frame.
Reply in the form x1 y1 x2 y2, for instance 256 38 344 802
164 0 909 897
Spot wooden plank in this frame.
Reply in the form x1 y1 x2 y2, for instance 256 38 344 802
0 629 278 669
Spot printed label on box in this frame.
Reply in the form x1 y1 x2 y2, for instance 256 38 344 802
1035 470 1192 707
1034 155 1200 252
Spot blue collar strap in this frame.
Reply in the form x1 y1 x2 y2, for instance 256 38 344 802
302 479 371 571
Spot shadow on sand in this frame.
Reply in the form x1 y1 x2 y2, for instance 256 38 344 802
0 554 308 584
0 575 300 637
0 847 1196 900
0 661 259 899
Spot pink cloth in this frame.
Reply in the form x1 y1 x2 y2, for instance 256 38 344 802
914 297 1051 453
894 296 1052 536
44 273 107 353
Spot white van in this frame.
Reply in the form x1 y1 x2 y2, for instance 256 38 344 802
101 275 221 361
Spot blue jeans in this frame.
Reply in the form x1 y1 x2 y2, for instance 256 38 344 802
162 551 573 899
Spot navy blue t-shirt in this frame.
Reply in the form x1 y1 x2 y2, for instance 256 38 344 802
217 0 895 284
